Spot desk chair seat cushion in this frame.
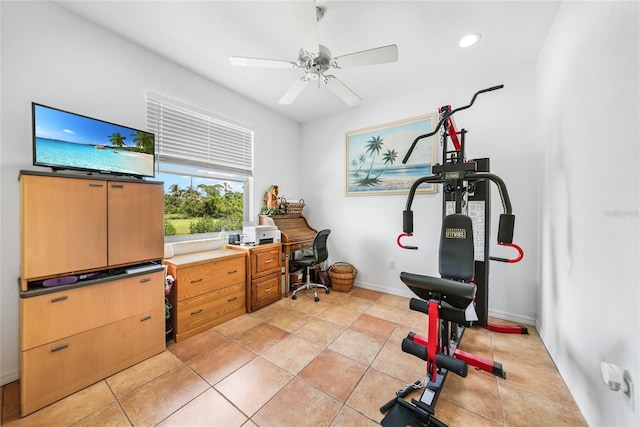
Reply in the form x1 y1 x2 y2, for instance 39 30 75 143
289 255 316 269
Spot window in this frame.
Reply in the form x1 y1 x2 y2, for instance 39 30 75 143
146 92 254 241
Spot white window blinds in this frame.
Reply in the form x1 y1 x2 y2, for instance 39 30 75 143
146 92 253 176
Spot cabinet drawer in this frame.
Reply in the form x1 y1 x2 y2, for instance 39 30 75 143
20 307 164 416
254 273 281 306
175 257 245 301
21 271 163 350
252 247 281 278
175 283 245 338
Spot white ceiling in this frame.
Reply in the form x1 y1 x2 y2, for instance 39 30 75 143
56 1 561 123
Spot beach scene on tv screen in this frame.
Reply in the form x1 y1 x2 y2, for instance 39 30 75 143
34 105 154 177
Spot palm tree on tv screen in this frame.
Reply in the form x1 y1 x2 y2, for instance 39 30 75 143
133 131 154 154
109 132 126 148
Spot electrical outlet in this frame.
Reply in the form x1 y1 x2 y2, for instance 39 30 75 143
624 370 634 411
389 260 396 269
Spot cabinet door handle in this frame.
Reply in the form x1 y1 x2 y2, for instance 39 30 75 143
89 183 104 188
140 315 152 322
227 270 237 275
51 344 68 353
227 296 238 302
190 278 203 284
51 295 68 303
264 259 273 264
111 184 124 189
140 278 151 283
264 287 273 293
190 309 203 315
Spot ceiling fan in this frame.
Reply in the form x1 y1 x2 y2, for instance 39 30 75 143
229 1 398 106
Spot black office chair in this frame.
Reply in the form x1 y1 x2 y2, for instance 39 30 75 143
290 229 331 302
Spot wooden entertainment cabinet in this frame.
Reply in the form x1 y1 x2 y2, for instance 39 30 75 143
19 171 166 416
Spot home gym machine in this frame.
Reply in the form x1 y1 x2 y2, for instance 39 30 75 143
381 85 525 426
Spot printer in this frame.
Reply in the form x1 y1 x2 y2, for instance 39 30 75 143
243 225 280 245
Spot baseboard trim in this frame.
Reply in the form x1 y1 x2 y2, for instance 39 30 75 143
1 368 19 386
487 308 536 326
353 281 415 299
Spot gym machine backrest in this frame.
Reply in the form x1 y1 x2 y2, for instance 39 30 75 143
401 214 477 311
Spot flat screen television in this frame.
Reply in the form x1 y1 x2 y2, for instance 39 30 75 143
32 103 155 178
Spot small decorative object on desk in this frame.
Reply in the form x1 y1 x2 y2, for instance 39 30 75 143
260 185 286 216
329 262 357 292
263 185 280 209
281 197 305 216
219 230 228 251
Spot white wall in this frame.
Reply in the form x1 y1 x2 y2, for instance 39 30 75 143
301 62 539 325
0 1 301 385
537 1 640 425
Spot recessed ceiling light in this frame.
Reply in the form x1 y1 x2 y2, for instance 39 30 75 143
459 33 481 48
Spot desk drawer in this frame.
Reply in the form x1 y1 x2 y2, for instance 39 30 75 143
175 283 245 337
251 246 281 278
21 272 163 350
254 274 280 307
175 257 245 301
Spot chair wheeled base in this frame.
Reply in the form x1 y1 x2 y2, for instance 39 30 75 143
291 264 330 302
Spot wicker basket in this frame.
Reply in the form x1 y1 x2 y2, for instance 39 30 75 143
282 198 305 216
329 262 357 292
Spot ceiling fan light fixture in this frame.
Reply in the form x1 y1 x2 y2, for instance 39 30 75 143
459 33 481 48
229 1 398 106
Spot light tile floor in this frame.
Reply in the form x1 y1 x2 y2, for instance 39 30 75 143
1 287 587 426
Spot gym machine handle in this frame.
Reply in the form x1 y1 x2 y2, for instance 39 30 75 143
397 232 418 250
467 173 512 215
398 176 442 250
401 173 514 250
402 85 504 164
490 213 524 263
490 242 524 263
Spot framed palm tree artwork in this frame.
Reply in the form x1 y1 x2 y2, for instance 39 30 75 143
346 113 437 195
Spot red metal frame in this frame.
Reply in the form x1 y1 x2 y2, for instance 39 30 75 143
406 299 507 379
485 323 528 334
427 300 440 381
438 105 462 151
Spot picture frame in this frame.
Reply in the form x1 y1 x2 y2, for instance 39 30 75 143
346 113 438 195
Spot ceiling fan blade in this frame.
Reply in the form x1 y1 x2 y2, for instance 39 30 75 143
229 56 297 69
279 77 310 104
323 75 361 106
332 44 398 69
291 1 319 54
